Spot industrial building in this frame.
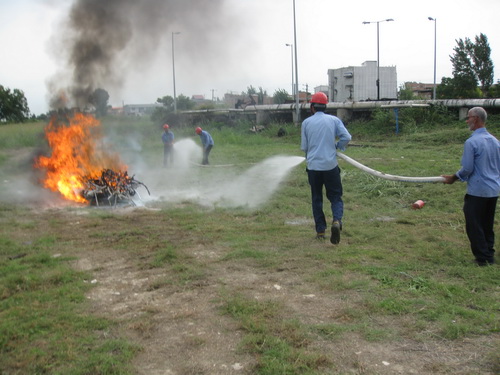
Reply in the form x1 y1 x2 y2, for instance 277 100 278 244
328 61 397 102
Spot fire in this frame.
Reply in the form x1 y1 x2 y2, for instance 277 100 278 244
35 112 127 203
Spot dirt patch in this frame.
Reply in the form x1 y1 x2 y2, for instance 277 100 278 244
76 252 253 375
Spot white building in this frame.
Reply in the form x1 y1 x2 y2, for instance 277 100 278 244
328 61 397 102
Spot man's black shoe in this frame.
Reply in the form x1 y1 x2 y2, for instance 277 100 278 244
330 221 341 244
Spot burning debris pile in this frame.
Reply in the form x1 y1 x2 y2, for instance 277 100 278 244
35 111 149 206
82 169 149 206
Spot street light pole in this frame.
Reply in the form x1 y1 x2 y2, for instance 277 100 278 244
285 43 294 97
292 0 300 124
172 31 180 113
362 18 394 100
428 17 437 100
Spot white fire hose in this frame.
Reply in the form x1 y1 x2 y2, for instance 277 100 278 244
337 152 445 183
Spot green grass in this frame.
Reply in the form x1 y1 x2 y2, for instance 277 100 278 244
221 293 331 374
0 247 138 374
1 113 499 374
0 121 46 148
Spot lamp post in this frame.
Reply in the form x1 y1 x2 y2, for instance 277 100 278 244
172 31 180 113
292 0 300 124
285 43 294 97
362 18 394 100
428 17 437 100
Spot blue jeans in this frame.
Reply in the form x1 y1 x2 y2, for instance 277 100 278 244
307 167 343 233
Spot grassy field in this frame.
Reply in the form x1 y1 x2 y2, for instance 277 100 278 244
0 111 499 374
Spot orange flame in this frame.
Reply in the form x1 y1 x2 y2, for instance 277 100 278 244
35 112 127 203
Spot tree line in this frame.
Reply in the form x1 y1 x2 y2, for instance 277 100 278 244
0 86 110 123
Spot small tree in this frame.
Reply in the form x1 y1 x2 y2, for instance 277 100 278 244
157 95 174 110
489 80 500 98
245 86 257 96
0 85 30 122
436 77 456 99
151 95 174 124
436 76 481 99
273 89 289 104
176 94 196 111
447 33 494 98
471 33 494 96
450 38 477 98
398 83 416 100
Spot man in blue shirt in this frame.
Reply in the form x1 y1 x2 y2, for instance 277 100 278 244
162 124 174 167
301 92 351 244
195 127 214 165
442 107 500 266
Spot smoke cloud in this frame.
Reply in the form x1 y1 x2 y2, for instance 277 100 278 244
47 0 243 109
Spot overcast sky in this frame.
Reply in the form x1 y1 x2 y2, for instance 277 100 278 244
1 0 500 115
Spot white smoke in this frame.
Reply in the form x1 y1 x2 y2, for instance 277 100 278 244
133 138 305 209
